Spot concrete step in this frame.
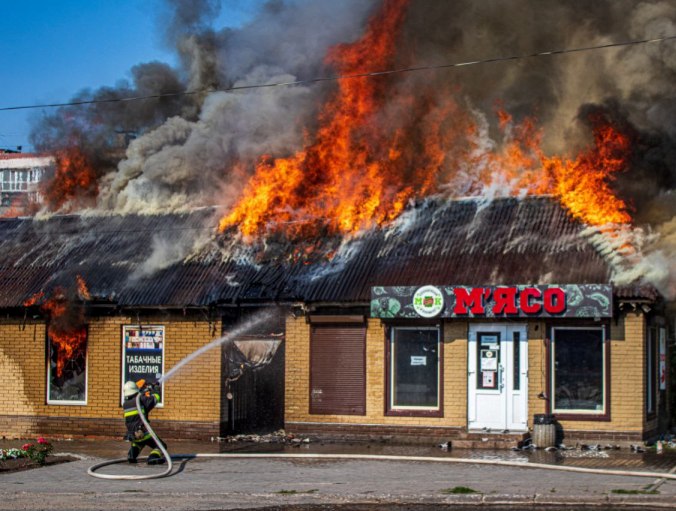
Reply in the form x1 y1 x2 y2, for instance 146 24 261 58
451 431 530 449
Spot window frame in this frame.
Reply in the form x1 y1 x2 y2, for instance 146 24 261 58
385 324 443 418
46 326 89 406
547 324 610 421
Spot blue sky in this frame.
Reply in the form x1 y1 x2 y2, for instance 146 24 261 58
0 1 258 152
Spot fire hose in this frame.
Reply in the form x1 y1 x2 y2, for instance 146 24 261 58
87 390 173 480
87 393 676 483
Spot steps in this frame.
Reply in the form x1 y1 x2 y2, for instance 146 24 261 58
450 430 530 450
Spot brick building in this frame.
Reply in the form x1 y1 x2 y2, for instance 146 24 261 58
0 197 671 444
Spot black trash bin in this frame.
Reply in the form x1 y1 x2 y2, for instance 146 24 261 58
532 414 556 447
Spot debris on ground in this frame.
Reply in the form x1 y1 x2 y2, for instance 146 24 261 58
213 430 313 445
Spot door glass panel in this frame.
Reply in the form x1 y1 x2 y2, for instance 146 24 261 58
477 332 500 390
513 330 520 391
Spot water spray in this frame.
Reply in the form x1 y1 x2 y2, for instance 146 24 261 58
88 307 676 483
88 309 276 480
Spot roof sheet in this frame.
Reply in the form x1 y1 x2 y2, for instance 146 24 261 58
0 197 647 308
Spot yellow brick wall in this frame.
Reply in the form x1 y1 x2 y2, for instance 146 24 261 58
285 317 467 428
0 315 221 424
287 314 651 435
528 321 548 423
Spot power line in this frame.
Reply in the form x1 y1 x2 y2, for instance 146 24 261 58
1 35 675 112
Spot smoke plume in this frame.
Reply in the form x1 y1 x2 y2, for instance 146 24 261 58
28 0 676 297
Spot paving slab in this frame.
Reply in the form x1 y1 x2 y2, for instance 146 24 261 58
1 454 675 510
1 439 674 510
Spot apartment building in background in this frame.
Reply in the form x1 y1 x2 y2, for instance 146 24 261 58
0 149 53 213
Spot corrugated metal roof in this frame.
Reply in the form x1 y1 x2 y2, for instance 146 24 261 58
0 197 652 308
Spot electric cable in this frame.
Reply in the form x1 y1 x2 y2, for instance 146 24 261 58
2 35 676 112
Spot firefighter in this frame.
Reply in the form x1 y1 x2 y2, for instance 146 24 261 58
122 379 167 465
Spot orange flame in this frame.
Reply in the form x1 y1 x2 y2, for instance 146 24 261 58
24 277 89 378
543 118 632 225
23 291 44 307
219 0 444 239
41 147 98 212
220 0 632 243
76 274 91 300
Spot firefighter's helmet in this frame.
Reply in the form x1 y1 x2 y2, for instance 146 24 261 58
123 380 140 398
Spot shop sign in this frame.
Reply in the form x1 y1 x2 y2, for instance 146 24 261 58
412 285 444 318
121 325 165 404
371 284 612 319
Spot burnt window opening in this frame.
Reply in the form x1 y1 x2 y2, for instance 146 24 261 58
47 327 88 405
388 326 441 414
551 326 606 416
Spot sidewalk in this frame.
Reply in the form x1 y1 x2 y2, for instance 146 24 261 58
1 439 674 510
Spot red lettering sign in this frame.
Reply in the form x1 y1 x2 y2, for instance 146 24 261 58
520 288 542 314
493 287 519 314
453 288 485 314
543 288 566 314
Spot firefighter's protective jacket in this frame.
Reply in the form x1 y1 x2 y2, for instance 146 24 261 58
123 390 161 441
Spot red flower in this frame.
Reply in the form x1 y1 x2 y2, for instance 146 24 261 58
21 443 34 451
37 437 49 445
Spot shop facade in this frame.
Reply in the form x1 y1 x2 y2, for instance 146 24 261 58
0 198 671 443
284 284 669 444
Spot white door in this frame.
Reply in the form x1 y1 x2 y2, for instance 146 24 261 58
468 324 528 432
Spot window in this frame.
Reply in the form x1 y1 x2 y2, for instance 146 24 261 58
551 326 607 416
388 326 441 415
47 327 88 405
310 324 365 415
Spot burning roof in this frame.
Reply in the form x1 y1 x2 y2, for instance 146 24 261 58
0 196 654 310
13 1 675 304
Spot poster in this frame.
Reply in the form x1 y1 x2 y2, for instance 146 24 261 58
411 356 427 366
480 350 498 371
659 328 666 391
482 371 495 388
121 325 164 405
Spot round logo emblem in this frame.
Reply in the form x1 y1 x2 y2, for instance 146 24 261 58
412 286 444 318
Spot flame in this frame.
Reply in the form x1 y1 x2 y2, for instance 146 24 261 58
220 0 442 239
485 110 632 226
23 291 44 307
41 147 98 212
76 274 91 300
24 277 89 378
542 117 632 226
219 0 632 243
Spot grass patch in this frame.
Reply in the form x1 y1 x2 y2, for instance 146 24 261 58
276 489 318 495
441 486 480 494
611 489 659 495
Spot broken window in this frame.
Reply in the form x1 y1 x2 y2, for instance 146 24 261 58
551 326 606 415
47 327 88 405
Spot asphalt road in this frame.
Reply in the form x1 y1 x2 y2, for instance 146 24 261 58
1 442 675 511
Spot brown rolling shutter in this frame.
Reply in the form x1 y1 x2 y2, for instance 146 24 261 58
310 324 366 415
